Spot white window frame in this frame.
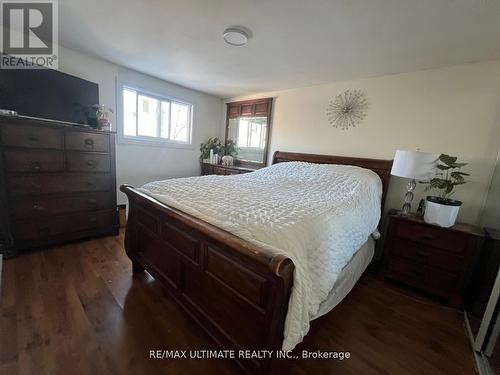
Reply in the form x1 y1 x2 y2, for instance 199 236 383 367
117 82 194 148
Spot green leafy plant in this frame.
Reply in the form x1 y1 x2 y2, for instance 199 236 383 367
199 137 238 161
421 154 469 199
92 104 113 121
224 139 238 157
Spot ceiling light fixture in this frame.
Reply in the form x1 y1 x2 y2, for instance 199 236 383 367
223 27 249 46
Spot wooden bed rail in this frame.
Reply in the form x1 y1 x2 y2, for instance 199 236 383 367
120 184 295 374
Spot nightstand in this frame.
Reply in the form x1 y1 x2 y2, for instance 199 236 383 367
380 211 483 308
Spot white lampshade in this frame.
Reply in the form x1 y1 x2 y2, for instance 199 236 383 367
391 150 439 180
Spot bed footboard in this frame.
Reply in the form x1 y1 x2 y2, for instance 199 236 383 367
120 184 294 374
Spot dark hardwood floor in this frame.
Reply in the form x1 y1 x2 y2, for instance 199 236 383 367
0 230 477 374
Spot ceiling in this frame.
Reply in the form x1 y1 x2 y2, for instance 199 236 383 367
59 0 500 98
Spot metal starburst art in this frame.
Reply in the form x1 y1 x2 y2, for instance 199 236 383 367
327 89 369 130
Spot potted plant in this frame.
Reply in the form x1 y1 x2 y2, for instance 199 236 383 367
92 104 113 131
420 154 469 227
199 137 238 163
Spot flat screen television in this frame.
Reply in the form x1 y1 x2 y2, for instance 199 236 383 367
0 68 99 125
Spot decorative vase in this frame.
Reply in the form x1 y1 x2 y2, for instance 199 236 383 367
97 118 111 131
424 196 462 228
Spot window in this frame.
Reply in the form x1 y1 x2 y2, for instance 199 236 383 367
122 87 192 144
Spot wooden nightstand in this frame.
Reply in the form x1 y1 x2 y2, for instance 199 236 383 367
200 162 257 176
380 211 483 308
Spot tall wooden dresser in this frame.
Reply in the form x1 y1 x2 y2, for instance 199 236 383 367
0 117 119 257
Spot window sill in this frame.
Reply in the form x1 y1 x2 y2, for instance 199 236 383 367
117 135 194 150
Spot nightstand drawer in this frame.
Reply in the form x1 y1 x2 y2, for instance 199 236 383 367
394 221 467 253
390 238 465 273
385 256 459 296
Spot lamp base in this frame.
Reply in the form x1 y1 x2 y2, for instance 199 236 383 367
400 179 416 215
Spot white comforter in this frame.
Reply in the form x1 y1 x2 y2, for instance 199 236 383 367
138 161 382 350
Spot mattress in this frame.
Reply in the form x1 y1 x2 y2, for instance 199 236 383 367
139 161 382 350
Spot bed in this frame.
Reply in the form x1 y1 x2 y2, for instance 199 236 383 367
120 151 392 374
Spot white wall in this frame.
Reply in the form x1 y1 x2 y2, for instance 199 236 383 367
226 60 500 225
58 47 223 204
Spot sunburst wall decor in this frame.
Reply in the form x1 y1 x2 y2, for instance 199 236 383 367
326 89 369 130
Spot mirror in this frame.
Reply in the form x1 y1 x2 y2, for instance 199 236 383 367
225 98 273 168
227 116 268 164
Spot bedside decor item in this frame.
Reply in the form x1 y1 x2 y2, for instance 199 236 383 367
92 104 113 131
221 155 234 166
391 149 439 214
421 154 469 228
326 89 369 130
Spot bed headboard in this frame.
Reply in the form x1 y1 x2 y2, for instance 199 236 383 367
272 151 393 210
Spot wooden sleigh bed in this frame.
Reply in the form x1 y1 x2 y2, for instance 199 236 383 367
120 151 393 374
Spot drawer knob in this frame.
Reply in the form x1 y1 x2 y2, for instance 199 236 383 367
86 160 96 168
31 161 41 171
86 180 95 187
84 138 95 148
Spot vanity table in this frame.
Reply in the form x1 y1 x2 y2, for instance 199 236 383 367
201 97 273 176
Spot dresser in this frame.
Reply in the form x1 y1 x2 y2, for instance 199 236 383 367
200 162 257 176
381 211 483 308
0 117 119 257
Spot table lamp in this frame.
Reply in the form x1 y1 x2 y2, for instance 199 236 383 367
391 150 439 214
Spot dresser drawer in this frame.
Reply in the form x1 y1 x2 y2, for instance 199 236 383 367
390 237 465 273
201 164 214 175
8 174 112 195
13 210 117 241
65 131 109 153
66 152 111 172
394 220 467 253
213 166 227 175
385 256 459 296
10 192 115 219
4 150 65 172
1 124 63 149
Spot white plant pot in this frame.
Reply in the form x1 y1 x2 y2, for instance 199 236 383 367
424 196 462 228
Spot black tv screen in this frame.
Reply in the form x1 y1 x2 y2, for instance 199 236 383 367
0 68 99 125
